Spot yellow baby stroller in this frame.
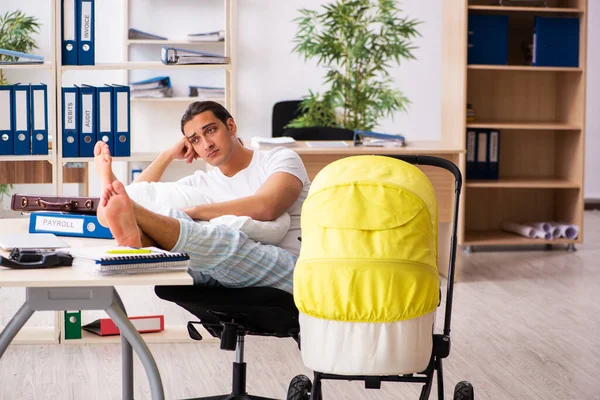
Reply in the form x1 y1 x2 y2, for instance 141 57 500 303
288 155 473 400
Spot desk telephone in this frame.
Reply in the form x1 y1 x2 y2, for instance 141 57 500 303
0 249 73 269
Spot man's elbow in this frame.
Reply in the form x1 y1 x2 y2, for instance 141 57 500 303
251 204 278 221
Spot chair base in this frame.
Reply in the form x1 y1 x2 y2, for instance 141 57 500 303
188 395 279 400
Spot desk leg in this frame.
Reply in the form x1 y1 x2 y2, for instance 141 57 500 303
0 303 35 358
106 301 165 400
112 289 134 400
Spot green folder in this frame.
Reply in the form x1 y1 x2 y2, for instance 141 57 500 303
64 310 82 340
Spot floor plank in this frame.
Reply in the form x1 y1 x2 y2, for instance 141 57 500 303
1 212 600 399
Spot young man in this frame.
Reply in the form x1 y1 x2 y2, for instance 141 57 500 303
94 101 310 293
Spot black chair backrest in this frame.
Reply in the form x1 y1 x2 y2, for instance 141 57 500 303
283 127 355 141
272 100 303 137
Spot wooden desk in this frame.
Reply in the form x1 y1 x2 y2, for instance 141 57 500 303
0 218 194 400
292 140 464 277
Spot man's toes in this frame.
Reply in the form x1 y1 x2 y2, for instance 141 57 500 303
94 141 103 156
112 180 126 195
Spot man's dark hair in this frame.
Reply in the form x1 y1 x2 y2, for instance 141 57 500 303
180 101 233 134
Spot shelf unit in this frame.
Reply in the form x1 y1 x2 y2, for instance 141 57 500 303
442 0 587 248
121 0 235 182
0 1 60 344
0 0 236 346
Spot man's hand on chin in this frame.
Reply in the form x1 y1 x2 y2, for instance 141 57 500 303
165 137 198 164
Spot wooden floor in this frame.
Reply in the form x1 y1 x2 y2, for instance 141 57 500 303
2 212 600 399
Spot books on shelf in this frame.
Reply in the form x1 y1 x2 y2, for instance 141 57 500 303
128 28 167 41
187 30 225 42
161 47 230 65
0 83 49 156
0 49 44 65
465 128 500 180
189 85 225 99
70 246 190 276
130 76 173 99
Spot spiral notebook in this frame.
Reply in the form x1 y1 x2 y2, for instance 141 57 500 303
70 246 190 276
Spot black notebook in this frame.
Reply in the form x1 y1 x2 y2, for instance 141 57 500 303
70 246 190 275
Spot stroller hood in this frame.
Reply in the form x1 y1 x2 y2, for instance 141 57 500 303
294 155 440 323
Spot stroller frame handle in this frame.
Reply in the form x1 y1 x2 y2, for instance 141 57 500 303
387 155 462 338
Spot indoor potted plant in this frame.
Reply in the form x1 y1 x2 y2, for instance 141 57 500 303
287 0 421 134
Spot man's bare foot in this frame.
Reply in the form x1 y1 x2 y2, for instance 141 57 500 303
94 141 116 188
102 180 142 248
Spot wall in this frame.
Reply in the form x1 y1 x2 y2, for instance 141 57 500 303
236 0 442 140
3 1 598 198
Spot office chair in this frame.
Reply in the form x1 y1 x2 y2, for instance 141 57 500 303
154 285 300 400
272 100 303 138
271 100 354 141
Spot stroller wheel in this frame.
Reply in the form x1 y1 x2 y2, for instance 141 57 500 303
287 374 312 400
453 381 474 400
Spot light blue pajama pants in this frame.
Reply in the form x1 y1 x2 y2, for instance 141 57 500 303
156 207 296 294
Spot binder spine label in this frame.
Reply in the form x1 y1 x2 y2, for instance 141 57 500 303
35 216 84 233
65 93 76 129
467 130 476 162
490 131 499 163
81 2 92 42
477 132 487 162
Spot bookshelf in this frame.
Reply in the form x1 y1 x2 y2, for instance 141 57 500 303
52 0 236 344
442 0 587 250
0 0 236 346
0 0 61 345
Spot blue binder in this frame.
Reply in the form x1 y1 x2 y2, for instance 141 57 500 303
96 85 114 153
62 86 80 157
77 0 95 65
30 83 49 155
111 85 130 157
468 14 508 65
0 85 14 155
13 84 31 155
61 0 79 65
533 17 579 68
79 84 96 157
29 211 113 239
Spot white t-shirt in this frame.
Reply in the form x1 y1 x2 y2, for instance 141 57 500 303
177 147 311 256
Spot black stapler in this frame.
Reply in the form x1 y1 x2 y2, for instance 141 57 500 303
0 248 73 269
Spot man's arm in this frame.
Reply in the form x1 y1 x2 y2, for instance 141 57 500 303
134 137 198 183
182 172 303 221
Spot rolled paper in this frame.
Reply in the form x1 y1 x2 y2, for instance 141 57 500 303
529 222 552 232
501 221 536 238
533 229 552 240
551 223 579 240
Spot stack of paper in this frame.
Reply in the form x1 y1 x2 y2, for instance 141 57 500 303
128 28 167 41
130 76 173 98
250 136 296 149
161 47 230 65
189 85 225 99
70 246 189 276
188 30 225 42
353 130 406 147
